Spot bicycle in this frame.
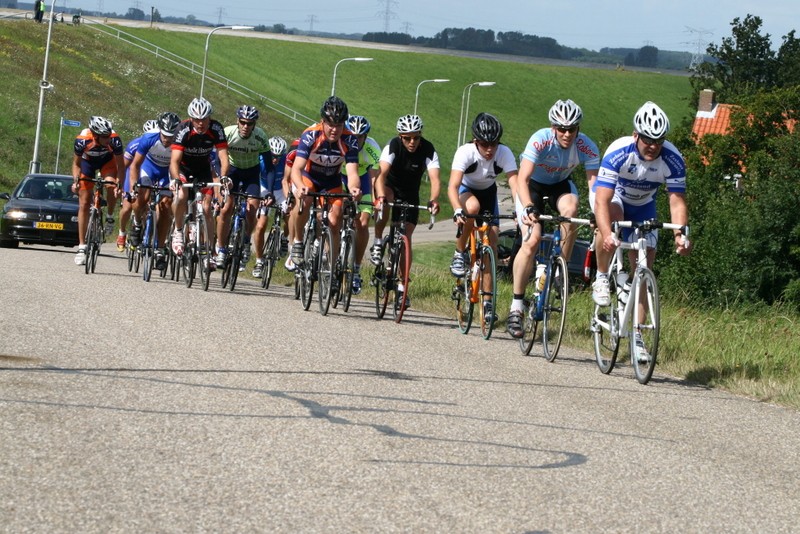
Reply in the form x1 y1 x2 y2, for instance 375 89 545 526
257 201 284 291
453 211 517 340
179 179 225 292
330 197 360 313
371 201 435 323
591 219 689 384
132 183 171 282
519 213 591 360
220 187 260 292
78 177 117 274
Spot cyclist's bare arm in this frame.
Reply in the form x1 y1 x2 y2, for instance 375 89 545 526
344 161 362 198
426 166 441 215
668 192 691 255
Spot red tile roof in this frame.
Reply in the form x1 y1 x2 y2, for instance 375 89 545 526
692 103 736 139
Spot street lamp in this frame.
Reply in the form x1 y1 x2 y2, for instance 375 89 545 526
331 57 373 96
30 0 57 174
457 81 496 148
199 25 254 98
413 79 449 115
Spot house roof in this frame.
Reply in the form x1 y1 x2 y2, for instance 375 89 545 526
692 103 736 139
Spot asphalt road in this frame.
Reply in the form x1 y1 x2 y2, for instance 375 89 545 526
1 243 798 533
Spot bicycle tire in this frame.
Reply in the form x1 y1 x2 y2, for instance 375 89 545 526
262 227 279 290
317 227 334 316
182 222 196 288
293 271 301 300
126 236 135 272
542 255 568 362
89 214 101 274
340 230 356 313
300 224 316 311
454 270 473 334
631 268 660 385
228 227 243 292
592 270 620 374
142 246 153 282
480 245 497 340
83 211 95 275
220 226 237 289
373 239 390 319
392 233 411 324
197 214 212 291
519 269 539 355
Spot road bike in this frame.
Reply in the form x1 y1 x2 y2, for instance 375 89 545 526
179 180 224 291
79 177 116 274
330 197 361 313
220 187 260 292
371 201 435 324
257 201 284 290
453 211 516 340
591 219 689 384
520 214 590 360
134 183 171 282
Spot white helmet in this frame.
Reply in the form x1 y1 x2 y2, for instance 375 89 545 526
396 114 423 134
88 116 113 136
633 101 670 138
142 119 159 133
269 136 288 156
548 99 583 128
187 97 213 119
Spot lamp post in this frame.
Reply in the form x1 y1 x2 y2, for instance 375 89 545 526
30 0 57 174
413 79 449 115
457 81 496 148
199 25 254 98
331 57 373 96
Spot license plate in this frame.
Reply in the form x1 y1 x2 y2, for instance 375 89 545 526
34 222 63 230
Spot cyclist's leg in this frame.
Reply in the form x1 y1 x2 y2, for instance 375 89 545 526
215 190 234 254
511 191 542 310
75 178 93 247
555 181 580 262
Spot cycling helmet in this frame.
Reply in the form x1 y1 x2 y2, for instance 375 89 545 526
88 116 113 136
269 136 288 156
187 97 213 119
236 104 259 121
142 119 159 133
320 96 349 124
346 115 371 135
548 99 583 128
471 112 503 143
396 114 423 133
157 111 181 137
633 101 670 138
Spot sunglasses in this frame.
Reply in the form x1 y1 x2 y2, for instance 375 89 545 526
400 134 421 142
639 135 665 146
238 120 256 127
554 125 578 134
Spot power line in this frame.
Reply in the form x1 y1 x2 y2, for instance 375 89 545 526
376 0 397 33
684 26 713 71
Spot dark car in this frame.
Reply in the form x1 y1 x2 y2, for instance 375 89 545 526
497 227 591 288
0 174 79 248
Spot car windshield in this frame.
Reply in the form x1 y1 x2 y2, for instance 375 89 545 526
17 176 74 201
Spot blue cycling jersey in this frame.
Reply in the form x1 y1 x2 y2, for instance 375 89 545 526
520 128 600 185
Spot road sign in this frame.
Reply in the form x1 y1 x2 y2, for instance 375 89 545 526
62 119 81 127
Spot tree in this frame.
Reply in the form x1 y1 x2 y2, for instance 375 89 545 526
637 45 658 68
152 8 162 23
125 7 145 21
776 30 800 87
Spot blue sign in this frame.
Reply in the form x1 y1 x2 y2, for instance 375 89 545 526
62 119 81 127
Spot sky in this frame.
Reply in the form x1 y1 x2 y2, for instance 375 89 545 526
60 0 799 53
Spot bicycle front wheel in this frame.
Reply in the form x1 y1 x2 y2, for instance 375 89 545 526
542 256 569 362
592 270 620 374
142 246 153 282
300 228 315 311
392 234 411 324
454 271 473 334
630 268 660 385
182 223 196 289
373 239 390 319
262 227 279 290
317 227 334 316
340 230 355 313
197 214 212 292
479 246 497 340
228 228 244 292
519 270 539 355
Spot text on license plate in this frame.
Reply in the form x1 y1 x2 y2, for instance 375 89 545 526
34 222 63 230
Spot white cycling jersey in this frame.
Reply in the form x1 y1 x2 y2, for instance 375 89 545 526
451 142 517 190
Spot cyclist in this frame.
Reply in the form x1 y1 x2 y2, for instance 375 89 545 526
117 119 159 251
252 135 289 278
128 112 181 270
506 99 600 338
592 101 691 361
448 112 518 323
371 113 442 308
282 138 300 272
169 97 229 263
341 114 381 295
289 96 362 277
71 115 125 266
217 105 271 268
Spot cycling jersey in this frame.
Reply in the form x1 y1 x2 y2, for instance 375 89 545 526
122 137 142 194
135 131 173 186
452 142 517 190
520 128 600 185
296 123 359 191
260 152 285 192
341 136 380 194
224 124 269 170
595 137 686 207
172 119 227 181
74 128 124 178
381 136 439 198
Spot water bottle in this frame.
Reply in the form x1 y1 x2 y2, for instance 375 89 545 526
471 261 480 283
312 238 320 257
583 247 594 282
535 263 546 292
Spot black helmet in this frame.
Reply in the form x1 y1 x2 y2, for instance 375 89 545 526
320 96 349 124
157 111 181 137
471 112 503 143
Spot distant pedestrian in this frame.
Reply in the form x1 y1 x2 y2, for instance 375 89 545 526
33 0 42 23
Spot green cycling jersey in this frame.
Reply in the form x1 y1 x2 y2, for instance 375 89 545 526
224 124 270 169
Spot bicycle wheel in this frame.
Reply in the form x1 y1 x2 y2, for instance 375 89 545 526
454 270 473 334
228 228 244 292
182 223 196 288
480 246 497 340
261 227 279 289
141 219 154 282
300 227 315 311
126 231 135 272
317 227 335 316
519 270 539 355
88 215 101 274
220 226 237 289
197 214 212 291
542 256 569 362
592 271 620 374
630 268 660 385
392 234 411 324
373 239 390 319
340 230 355 313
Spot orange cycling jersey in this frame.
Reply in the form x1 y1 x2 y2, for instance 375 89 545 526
74 128 124 189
